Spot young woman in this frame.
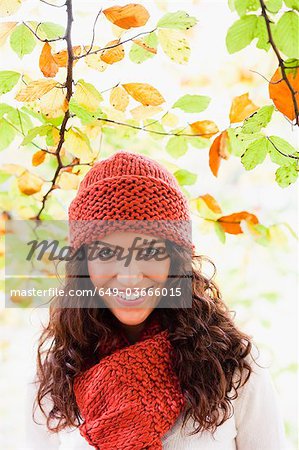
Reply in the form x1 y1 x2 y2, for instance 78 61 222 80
26 150 286 449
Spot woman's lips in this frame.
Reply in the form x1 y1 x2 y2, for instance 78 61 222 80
108 286 154 307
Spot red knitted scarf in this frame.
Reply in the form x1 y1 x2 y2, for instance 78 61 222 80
73 312 185 450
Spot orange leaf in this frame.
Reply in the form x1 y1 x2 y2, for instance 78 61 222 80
122 82 165 106
100 40 125 64
218 211 259 235
132 39 157 54
209 131 229 177
200 194 222 214
103 4 150 29
229 93 259 123
269 66 299 121
32 150 46 167
53 46 81 67
39 42 59 78
17 171 43 195
190 120 219 138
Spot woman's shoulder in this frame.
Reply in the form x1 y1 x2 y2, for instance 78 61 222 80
231 344 288 449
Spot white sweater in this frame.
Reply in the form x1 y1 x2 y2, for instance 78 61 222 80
24 353 288 450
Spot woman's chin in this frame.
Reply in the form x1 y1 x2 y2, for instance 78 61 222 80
110 307 153 326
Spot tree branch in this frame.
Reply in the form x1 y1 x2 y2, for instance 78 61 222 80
22 21 65 43
35 0 74 220
76 28 157 60
96 116 211 138
259 0 299 125
40 0 66 7
267 136 299 160
83 8 103 56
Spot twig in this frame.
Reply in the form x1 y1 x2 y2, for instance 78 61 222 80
40 0 66 7
76 28 157 60
35 0 74 220
22 21 65 43
259 0 299 125
84 8 103 56
267 136 299 160
97 116 211 137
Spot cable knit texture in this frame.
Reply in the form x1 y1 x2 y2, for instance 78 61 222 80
73 312 186 450
68 151 194 252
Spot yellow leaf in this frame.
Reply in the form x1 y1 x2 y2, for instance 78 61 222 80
229 93 259 123
58 172 79 190
122 82 165 106
110 86 130 111
39 87 68 118
17 171 43 195
15 79 57 102
64 129 93 163
0 22 17 45
161 112 179 127
0 164 25 176
73 79 103 112
100 39 125 64
158 29 190 65
0 0 22 17
190 120 219 138
39 42 59 78
32 150 46 167
130 105 163 120
85 48 108 72
103 4 150 29
268 224 288 247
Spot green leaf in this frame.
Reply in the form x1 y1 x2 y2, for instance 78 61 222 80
241 137 270 170
37 22 65 40
267 136 297 165
274 11 299 58
242 105 274 133
143 120 165 140
166 136 188 158
0 170 12 184
265 0 283 13
69 99 105 125
214 221 226 243
186 136 210 148
174 169 197 185
5 108 32 133
22 125 53 145
284 0 299 10
255 16 271 51
158 29 191 64
157 10 197 30
226 15 258 53
235 0 260 16
227 127 264 156
10 24 36 58
275 163 298 187
0 71 20 95
0 119 16 150
172 94 211 113
129 32 158 64
0 103 15 118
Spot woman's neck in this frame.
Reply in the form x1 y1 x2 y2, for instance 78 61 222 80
120 322 146 344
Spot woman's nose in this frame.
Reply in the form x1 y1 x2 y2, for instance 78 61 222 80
116 258 143 287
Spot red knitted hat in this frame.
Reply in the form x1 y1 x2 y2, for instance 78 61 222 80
68 150 194 252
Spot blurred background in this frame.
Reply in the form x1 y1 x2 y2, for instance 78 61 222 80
0 0 298 448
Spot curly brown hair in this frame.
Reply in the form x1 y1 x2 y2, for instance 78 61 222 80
33 240 255 437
